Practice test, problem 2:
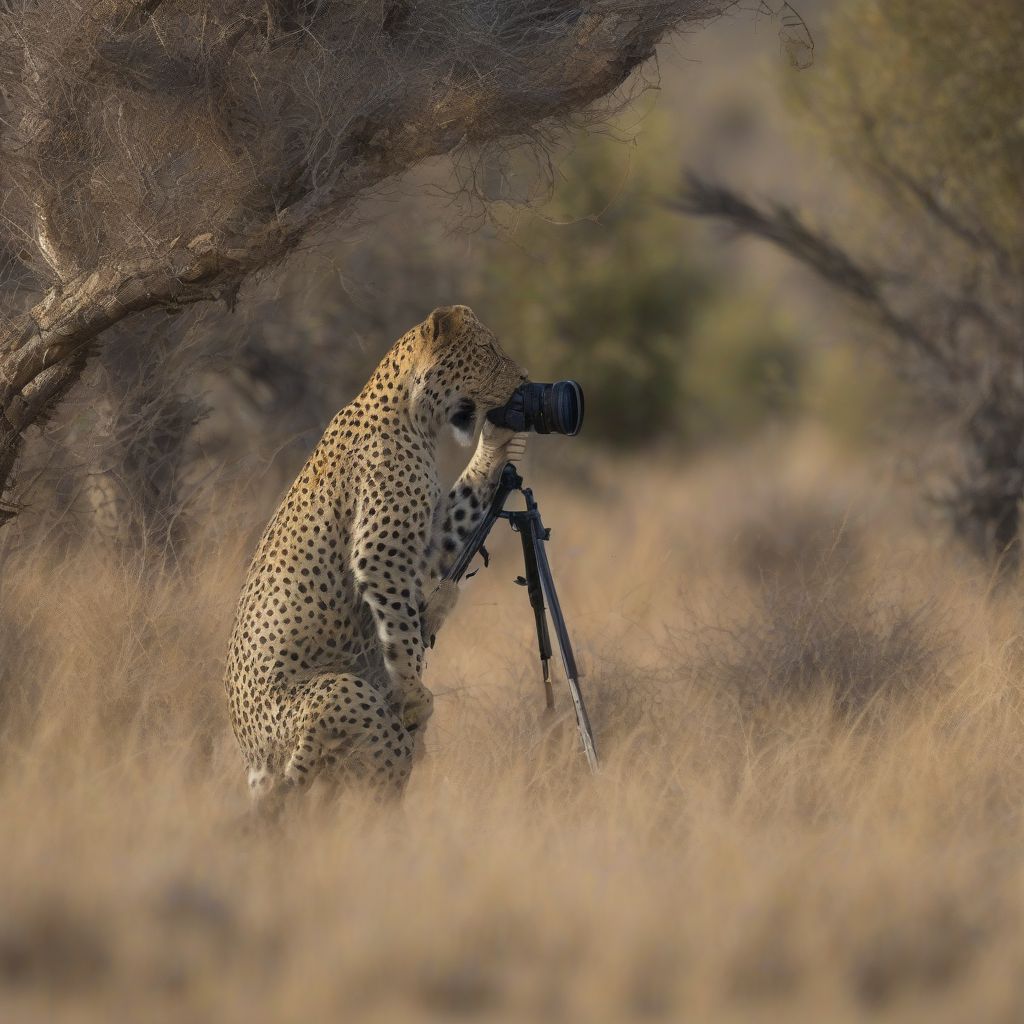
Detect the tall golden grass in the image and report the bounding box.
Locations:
[3,431,1024,1023]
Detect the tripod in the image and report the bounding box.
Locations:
[443,463,599,772]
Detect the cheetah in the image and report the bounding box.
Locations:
[225,305,527,807]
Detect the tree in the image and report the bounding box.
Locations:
[677,0,1024,569]
[0,0,733,528]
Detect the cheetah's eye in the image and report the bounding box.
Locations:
[449,398,476,432]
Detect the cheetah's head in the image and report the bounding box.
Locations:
[411,305,526,446]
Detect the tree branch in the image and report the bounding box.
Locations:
[675,171,948,371]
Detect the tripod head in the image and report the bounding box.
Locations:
[443,463,599,772]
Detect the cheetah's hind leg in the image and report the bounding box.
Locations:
[283,672,415,800]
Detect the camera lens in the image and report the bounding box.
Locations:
[486,380,584,436]
[544,380,584,436]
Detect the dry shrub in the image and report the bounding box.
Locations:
[666,478,951,721]
[731,488,862,585]
[697,574,949,720]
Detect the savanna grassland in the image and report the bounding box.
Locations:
[2,0,1021,1020]
[4,430,1024,1023]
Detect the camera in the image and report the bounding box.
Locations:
[486,380,584,436]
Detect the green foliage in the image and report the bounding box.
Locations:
[483,116,804,448]
[790,0,1024,261]
[684,298,802,444]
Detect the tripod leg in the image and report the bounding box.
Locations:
[527,519,600,773]
[541,661,554,711]
[515,520,555,711]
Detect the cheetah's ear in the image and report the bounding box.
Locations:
[428,306,456,345]
[424,305,471,354]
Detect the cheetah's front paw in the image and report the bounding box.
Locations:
[480,423,528,467]
[504,431,528,466]
[399,685,435,734]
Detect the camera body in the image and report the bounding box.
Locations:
[486,380,584,436]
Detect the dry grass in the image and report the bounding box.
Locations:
[3,430,1024,1023]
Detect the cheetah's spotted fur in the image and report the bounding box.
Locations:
[225,306,526,805]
